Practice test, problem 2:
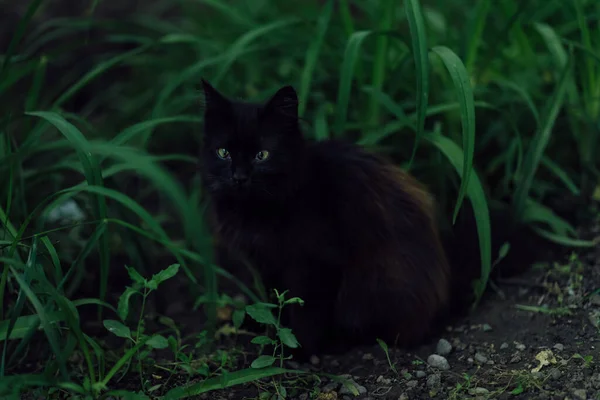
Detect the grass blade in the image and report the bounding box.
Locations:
[334,30,372,136]
[423,132,491,306]
[298,0,333,116]
[25,111,110,316]
[512,56,573,222]
[8,265,68,380]
[404,0,430,168]
[213,18,301,85]
[431,46,476,223]
[367,0,395,125]
[162,367,305,398]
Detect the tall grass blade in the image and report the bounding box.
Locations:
[25,111,110,316]
[464,0,491,73]
[431,46,476,223]
[404,0,430,169]
[163,367,305,398]
[213,19,301,85]
[512,56,573,222]
[424,132,491,306]
[367,0,395,126]
[298,0,333,117]
[0,0,44,81]
[8,265,68,380]
[334,31,372,136]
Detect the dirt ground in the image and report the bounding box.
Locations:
[9,215,600,400]
[192,218,600,400]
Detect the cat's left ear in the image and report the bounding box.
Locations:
[264,85,298,119]
[201,79,231,113]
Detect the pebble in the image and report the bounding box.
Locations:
[482,323,492,331]
[406,380,418,389]
[339,381,367,396]
[468,387,489,395]
[510,354,522,364]
[398,394,409,400]
[322,382,339,393]
[426,373,441,389]
[298,394,308,400]
[416,371,427,378]
[474,353,488,364]
[553,343,564,351]
[436,338,453,356]
[572,389,587,400]
[362,353,374,361]
[376,375,391,385]
[427,354,450,370]
[515,342,526,351]
[500,342,509,350]
[330,359,340,367]
[592,373,600,389]
[549,368,561,380]
[310,355,320,365]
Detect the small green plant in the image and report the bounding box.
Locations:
[572,353,594,368]
[246,289,304,370]
[376,338,398,376]
[103,263,180,393]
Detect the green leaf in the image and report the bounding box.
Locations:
[423,132,491,305]
[146,335,169,349]
[213,18,301,85]
[251,336,276,346]
[277,328,300,349]
[512,56,573,222]
[376,338,389,353]
[298,0,333,116]
[251,355,276,369]
[149,264,180,288]
[103,320,132,339]
[117,286,140,321]
[430,46,476,223]
[163,367,303,398]
[283,297,305,306]
[0,313,63,341]
[7,266,68,380]
[125,266,146,285]
[334,30,373,136]
[245,304,277,326]
[404,0,430,168]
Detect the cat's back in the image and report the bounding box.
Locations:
[305,139,434,214]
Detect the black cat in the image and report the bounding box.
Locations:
[197,80,547,360]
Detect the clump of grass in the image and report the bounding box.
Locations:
[1,0,600,397]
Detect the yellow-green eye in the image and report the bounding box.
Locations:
[255,150,270,161]
[216,148,230,159]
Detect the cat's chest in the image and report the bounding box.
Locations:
[214,212,284,255]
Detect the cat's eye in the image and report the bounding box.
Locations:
[216,148,230,159]
[255,150,270,161]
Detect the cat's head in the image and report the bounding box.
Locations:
[200,80,306,201]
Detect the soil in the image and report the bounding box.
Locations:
[158,219,600,400]
[9,216,600,400]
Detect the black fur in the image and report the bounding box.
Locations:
[198,80,547,360]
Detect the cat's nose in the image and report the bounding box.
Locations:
[232,171,249,185]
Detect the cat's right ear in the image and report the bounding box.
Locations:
[201,79,230,114]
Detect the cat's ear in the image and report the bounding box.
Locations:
[264,85,298,120]
[201,79,230,113]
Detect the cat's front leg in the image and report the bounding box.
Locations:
[278,265,337,361]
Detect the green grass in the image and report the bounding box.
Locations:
[1,0,600,398]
